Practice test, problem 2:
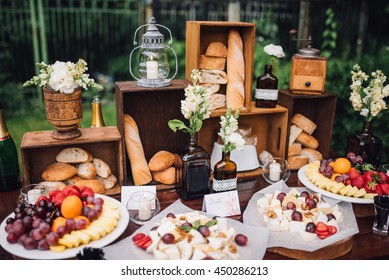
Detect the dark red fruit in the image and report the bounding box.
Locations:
[286,202,296,210]
[305,222,316,233]
[291,211,303,222]
[276,192,286,203]
[234,234,248,246]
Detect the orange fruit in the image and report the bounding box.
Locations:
[61,195,83,218]
[331,173,341,181]
[51,216,67,232]
[328,162,335,168]
[74,215,91,227]
[333,158,352,174]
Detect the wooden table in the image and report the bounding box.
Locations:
[1,172,389,260]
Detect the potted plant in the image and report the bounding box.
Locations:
[23,59,102,140]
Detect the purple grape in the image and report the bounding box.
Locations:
[198,226,211,237]
[327,159,334,164]
[181,222,193,228]
[56,225,68,238]
[319,165,326,174]
[94,197,104,206]
[6,233,18,244]
[75,218,88,230]
[327,213,336,221]
[276,192,286,203]
[86,196,95,205]
[87,210,99,221]
[36,206,46,218]
[65,219,76,232]
[355,156,363,164]
[37,238,49,251]
[6,217,15,225]
[306,222,316,233]
[12,223,25,237]
[320,159,328,166]
[32,218,43,229]
[161,233,175,244]
[291,211,303,222]
[30,228,45,241]
[15,213,24,220]
[38,199,48,208]
[286,202,296,210]
[334,175,344,183]
[46,232,59,246]
[18,233,28,245]
[5,224,13,234]
[23,237,37,250]
[82,206,92,217]
[347,152,356,163]
[305,198,317,209]
[341,173,350,180]
[166,213,176,219]
[39,222,51,234]
[93,204,103,215]
[234,234,248,246]
[22,216,33,230]
[300,191,310,200]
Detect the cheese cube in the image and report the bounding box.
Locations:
[154,250,168,260]
[157,220,176,236]
[165,245,181,260]
[280,219,290,231]
[187,229,205,245]
[207,237,224,250]
[315,211,328,224]
[191,248,207,260]
[317,202,331,215]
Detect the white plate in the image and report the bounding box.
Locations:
[0,195,129,259]
[298,165,374,204]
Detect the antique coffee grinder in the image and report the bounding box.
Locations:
[289,34,327,95]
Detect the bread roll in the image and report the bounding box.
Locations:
[200,69,228,84]
[288,155,309,170]
[210,93,226,110]
[226,29,245,110]
[74,179,105,194]
[289,125,303,146]
[296,132,319,149]
[76,162,97,179]
[148,150,176,172]
[38,181,66,191]
[291,114,317,135]
[96,174,117,190]
[124,114,152,186]
[288,143,302,157]
[152,167,176,185]
[199,55,226,71]
[205,42,228,58]
[300,148,323,163]
[91,158,112,178]
[63,175,82,186]
[56,147,92,163]
[201,83,220,94]
[42,163,78,182]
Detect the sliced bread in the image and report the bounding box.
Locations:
[96,174,117,189]
[301,148,323,163]
[289,125,303,146]
[91,158,112,178]
[77,162,97,179]
[288,155,309,170]
[291,113,317,135]
[56,147,93,163]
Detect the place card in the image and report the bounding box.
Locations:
[202,190,241,217]
[121,185,156,209]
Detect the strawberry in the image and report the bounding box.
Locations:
[62,187,81,198]
[380,183,389,195]
[49,190,61,200]
[378,172,389,184]
[132,233,146,242]
[134,235,149,246]
[35,195,50,206]
[140,239,152,250]
[328,226,337,235]
[376,184,383,196]
[80,187,95,200]
[315,222,328,233]
[351,175,364,189]
[348,167,360,180]
[135,236,152,249]
[318,234,329,239]
[363,181,379,193]
[52,192,67,206]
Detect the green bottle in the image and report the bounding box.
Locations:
[0,103,21,192]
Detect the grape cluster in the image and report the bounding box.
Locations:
[319,159,334,178]
[5,201,60,250]
[346,152,363,166]
[82,196,104,221]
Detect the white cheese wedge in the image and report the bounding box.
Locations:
[269,219,280,232]
[146,239,160,254]
[154,250,168,260]
[270,199,281,209]
[288,188,300,197]
[217,218,228,233]
[208,251,225,260]
[332,209,343,223]
[207,237,224,250]
[315,211,328,224]
[158,242,175,252]
[179,243,193,260]
[283,209,293,221]
[298,231,317,242]
[317,202,331,215]
[187,229,205,245]
[264,193,273,202]
[224,227,236,245]
[165,245,181,260]
[289,221,306,232]
[191,248,207,260]
[273,208,283,219]
[157,220,176,236]
[279,219,290,231]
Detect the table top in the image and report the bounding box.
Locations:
[1,172,389,260]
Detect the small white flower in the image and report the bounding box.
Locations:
[264,44,285,58]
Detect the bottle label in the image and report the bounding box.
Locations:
[255,89,278,101]
[213,178,237,192]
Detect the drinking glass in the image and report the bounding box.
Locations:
[19,184,49,205]
[372,195,389,236]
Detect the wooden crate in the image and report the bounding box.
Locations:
[278,89,337,159]
[186,21,256,112]
[20,127,124,196]
[115,80,190,184]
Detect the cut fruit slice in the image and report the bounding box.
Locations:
[345,186,359,197]
[339,185,352,196]
[363,193,378,199]
[49,245,66,253]
[331,182,345,194]
[352,188,367,198]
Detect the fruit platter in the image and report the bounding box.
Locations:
[243,181,359,252]
[102,200,269,260]
[0,185,129,259]
[299,152,389,204]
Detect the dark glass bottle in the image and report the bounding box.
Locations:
[91,95,105,127]
[0,103,21,192]
[255,64,278,108]
[346,121,383,167]
[213,151,237,192]
[177,133,210,200]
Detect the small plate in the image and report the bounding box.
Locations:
[298,165,374,204]
[0,195,129,259]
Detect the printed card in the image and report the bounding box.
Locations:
[202,190,241,217]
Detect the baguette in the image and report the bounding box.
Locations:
[56,147,92,163]
[124,114,152,186]
[226,29,245,110]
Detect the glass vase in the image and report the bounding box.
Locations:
[213,151,237,192]
[346,120,383,167]
[177,132,210,200]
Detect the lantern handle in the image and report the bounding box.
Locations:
[166,45,178,81]
[129,46,142,81]
[131,23,174,46]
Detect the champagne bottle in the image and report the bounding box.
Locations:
[91,95,105,127]
[0,103,21,192]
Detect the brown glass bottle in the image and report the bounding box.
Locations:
[213,151,237,192]
[255,64,278,108]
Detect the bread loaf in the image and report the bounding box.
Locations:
[56,147,92,163]
[91,158,112,178]
[199,55,226,71]
[296,132,319,149]
[76,162,97,179]
[210,93,226,110]
[288,143,302,157]
[205,42,228,58]
[74,179,105,194]
[38,181,66,191]
[201,83,220,94]
[42,163,78,182]
[96,174,117,190]
[148,150,176,172]
[289,125,303,146]
[291,114,317,135]
[226,29,245,110]
[152,167,176,185]
[63,175,82,186]
[200,70,228,84]
[288,155,309,170]
[124,114,152,186]
[300,148,323,163]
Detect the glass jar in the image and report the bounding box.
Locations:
[255,64,278,108]
[213,151,237,192]
[346,120,383,167]
[177,133,210,200]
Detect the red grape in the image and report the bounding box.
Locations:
[18,233,28,245]
[87,210,99,221]
[354,156,363,164]
[286,202,296,210]
[334,175,344,183]
[198,226,211,237]
[6,217,15,225]
[166,213,176,219]
[235,234,248,246]
[12,223,25,237]
[181,222,193,228]
[94,197,104,206]
[291,211,303,221]
[37,238,49,251]
[46,232,59,246]
[93,204,103,215]
[22,216,33,230]
[76,218,87,230]
[32,218,43,229]
[276,192,286,203]
[30,228,45,241]
[300,191,310,200]
[327,213,336,221]
[5,224,13,234]
[161,233,175,244]
[306,222,316,233]
[65,219,76,232]
[23,237,37,250]
[86,196,95,205]
[6,233,18,244]
[56,225,68,238]
[82,206,92,216]
[305,198,317,209]
[39,222,51,234]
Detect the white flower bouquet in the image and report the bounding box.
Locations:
[23,59,102,94]
[349,64,389,121]
[264,44,285,65]
[218,108,245,153]
[168,69,212,135]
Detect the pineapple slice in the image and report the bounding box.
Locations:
[353,188,367,198]
[345,186,359,197]
[72,230,91,244]
[339,185,352,196]
[49,245,66,253]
